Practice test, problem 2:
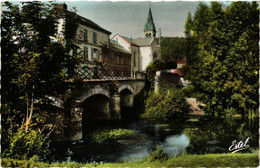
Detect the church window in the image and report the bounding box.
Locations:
[153,52,158,60]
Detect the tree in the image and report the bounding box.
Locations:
[2,1,78,159]
[161,37,187,62]
[184,2,259,118]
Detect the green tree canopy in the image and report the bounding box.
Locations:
[161,37,187,62]
[2,1,78,133]
[185,2,259,118]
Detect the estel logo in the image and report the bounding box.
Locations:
[228,137,250,153]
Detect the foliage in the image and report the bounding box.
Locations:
[2,1,78,131]
[1,1,79,160]
[161,37,187,62]
[87,129,137,143]
[146,146,169,162]
[184,2,259,118]
[141,88,190,119]
[146,60,177,89]
[2,128,50,161]
[2,152,258,167]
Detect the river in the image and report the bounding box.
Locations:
[52,116,258,163]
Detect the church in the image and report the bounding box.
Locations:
[111,7,160,74]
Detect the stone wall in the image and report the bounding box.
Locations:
[48,79,146,141]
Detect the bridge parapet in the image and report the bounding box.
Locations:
[66,66,145,81]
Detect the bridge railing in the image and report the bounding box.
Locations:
[74,66,132,80]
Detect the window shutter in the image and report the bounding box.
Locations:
[84,29,88,41]
[91,48,93,60]
[97,49,99,61]
[93,32,97,44]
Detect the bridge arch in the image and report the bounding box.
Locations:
[77,87,110,103]
[118,84,133,94]
[119,85,134,119]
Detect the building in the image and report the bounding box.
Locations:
[172,55,189,86]
[111,7,160,74]
[54,3,131,79]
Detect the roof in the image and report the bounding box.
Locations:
[54,3,111,35]
[132,37,155,46]
[75,14,111,35]
[110,40,131,54]
[177,55,186,65]
[172,68,184,77]
[144,7,156,32]
[122,36,156,47]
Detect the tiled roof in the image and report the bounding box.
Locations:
[110,40,131,54]
[122,36,155,46]
[75,14,111,35]
[132,37,155,46]
[54,3,111,35]
[177,55,186,64]
[172,68,184,77]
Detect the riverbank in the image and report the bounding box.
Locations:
[2,152,258,167]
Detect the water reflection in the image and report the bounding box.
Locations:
[162,134,190,156]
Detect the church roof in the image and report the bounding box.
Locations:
[122,36,156,47]
[144,7,156,32]
[132,37,155,46]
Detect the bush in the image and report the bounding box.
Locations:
[2,128,50,161]
[146,146,169,162]
[88,129,137,143]
[141,88,190,119]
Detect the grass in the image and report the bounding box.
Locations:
[2,152,259,168]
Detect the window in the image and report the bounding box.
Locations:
[84,29,88,41]
[134,52,136,67]
[116,55,120,64]
[153,52,157,60]
[92,48,99,61]
[83,46,88,60]
[120,56,123,64]
[93,32,97,44]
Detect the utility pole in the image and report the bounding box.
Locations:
[159,28,161,59]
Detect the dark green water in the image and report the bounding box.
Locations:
[54,116,258,162]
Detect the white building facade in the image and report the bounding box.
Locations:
[111,7,160,73]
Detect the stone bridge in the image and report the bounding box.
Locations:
[47,78,146,141]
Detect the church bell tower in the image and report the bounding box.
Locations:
[144,7,156,38]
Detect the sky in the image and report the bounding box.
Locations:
[4,1,231,38]
[58,1,205,38]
